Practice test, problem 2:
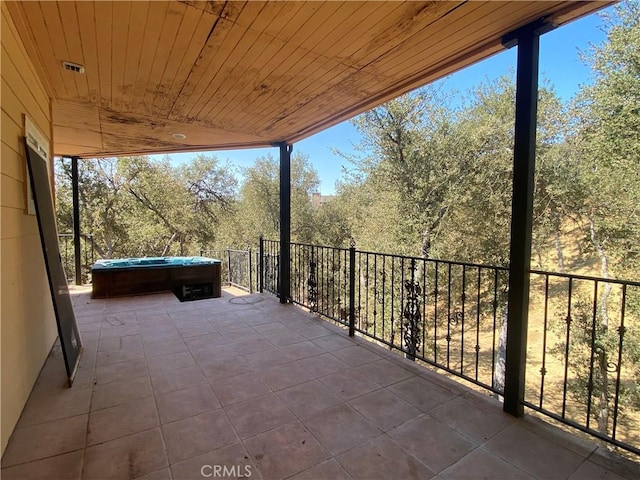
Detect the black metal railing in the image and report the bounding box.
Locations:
[261,239,280,295]
[286,240,510,394]
[257,238,639,456]
[290,242,351,326]
[199,248,258,293]
[525,270,640,455]
[57,233,95,284]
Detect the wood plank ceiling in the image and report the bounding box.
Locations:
[6,1,612,158]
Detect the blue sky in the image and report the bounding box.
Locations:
[156,5,613,194]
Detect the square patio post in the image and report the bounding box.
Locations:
[276,142,292,303]
[502,19,554,416]
[71,156,82,285]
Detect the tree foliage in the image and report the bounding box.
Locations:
[548,1,640,443]
[215,152,323,248]
[56,154,236,258]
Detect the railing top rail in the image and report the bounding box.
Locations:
[355,248,510,271]
[285,241,639,285]
[200,249,252,254]
[264,239,351,252]
[58,233,93,238]
[270,239,509,271]
[530,268,640,287]
[290,241,350,252]
[226,242,639,286]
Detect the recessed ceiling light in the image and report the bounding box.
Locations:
[172,133,187,140]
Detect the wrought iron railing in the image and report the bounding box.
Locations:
[261,239,280,296]
[199,248,258,293]
[57,233,95,284]
[288,240,509,394]
[259,238,639,456]
[525,270,640,455]
[290,242,351,327]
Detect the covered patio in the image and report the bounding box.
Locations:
[3,0,639,477]
[2,287,638,479]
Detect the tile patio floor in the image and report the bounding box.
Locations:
[2,287,639,480]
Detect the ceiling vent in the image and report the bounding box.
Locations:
[62,61,85,74]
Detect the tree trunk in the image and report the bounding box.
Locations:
[493,303,508,400]
[589,217,612,439]
[421,227,431,259]
[597,348,610,437]
[553,211,565,272]
[534,244,544,269]
[82,233,105,258]
[162,233,178,257]
[102,211,113,259]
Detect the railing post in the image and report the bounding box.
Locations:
[248,247,253,294]
[259,236,264,293]
[501,19,552,417]
[349,238,356,337]
[227,248,232,285]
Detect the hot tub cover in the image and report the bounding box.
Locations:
[92,256,220,270]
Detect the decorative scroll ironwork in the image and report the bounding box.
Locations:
[307,253,318,312]
[403,259,422,360]
[449,310,463,326]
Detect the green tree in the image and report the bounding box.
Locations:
[223,152,321,246]
[572,1,640,279]
[340,76,569,266]
[55,154,237,259]
[121,155,236,255]
[56,158,131,258]
[555,1,640,441]
[340,87,468,257]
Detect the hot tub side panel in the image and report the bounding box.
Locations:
[91,262,221,299]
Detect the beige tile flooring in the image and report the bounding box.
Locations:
[2,287,639,480]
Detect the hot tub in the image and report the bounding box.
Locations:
[91,256,222,299]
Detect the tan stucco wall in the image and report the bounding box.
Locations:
[1,3,58,455]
